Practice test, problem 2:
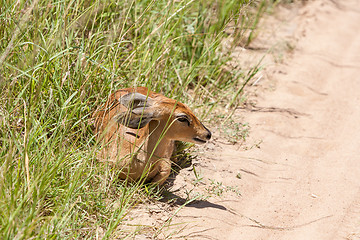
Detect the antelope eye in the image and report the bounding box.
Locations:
[177,116,190,126]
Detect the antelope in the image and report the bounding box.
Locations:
[93,87,211,185]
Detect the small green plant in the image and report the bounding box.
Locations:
[214,114,250,144]
[192,165,204,185]
[222,121,250,144]
[206,179,242,197]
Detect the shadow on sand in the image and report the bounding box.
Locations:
[159,147,227,211]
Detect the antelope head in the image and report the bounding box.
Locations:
[116,92,211,144]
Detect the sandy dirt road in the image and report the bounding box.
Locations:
[163,1,360,239]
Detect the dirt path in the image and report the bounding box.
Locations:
[163,1,360,239]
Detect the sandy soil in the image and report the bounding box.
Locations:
[123,1,360,239]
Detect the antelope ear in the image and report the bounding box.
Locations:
[119,92,153,111]
[116,92,156,129]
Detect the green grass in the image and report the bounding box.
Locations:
[0,0,274,238]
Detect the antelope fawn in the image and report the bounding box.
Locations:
[93,87,211,185]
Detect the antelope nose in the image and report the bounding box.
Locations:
[206,131,212,140]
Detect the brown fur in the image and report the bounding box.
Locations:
[93,87,211,185]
